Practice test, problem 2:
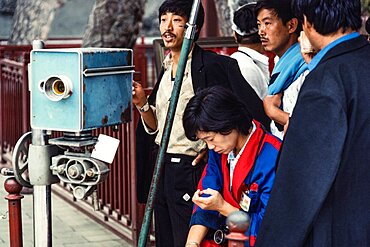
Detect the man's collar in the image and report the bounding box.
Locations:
[308,32,360,71]
[162,47,194,70]
[238,46,269,65]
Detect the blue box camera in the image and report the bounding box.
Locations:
[30,48,133,131]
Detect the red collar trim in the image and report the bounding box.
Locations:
[221,121,265,207]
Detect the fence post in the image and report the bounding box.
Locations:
[226,211,250,247]
[21,52,30,134]
[4,176,24,247]
[0,54,4,156]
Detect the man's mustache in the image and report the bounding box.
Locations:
[161,31,176,37]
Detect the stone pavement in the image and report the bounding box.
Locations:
[0,175,133,247]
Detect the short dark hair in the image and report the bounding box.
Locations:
[292,0,362,35]
[365,17,370,35]
[233,2,261,44]
[183,86,252,141]
[158,0,205,41]
[255,0,302,35]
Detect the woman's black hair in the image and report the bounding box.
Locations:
[183,86,252,141]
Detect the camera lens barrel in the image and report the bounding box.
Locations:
[42,75,73,101]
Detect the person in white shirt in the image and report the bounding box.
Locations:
[256,0,309,139]
[230,2,270,100]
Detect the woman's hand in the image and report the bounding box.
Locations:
[193,188,238,216]
[193,188,224,211]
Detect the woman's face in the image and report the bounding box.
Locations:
[196,130,239,154]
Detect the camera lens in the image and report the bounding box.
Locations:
[43,75,72,101]
[52,79,65,95]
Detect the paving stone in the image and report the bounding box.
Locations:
[83,232,122,242]
[0,175,133,246]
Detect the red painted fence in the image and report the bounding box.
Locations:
[0,37,248,245]
[0,41,152,245]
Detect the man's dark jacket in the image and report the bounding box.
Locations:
[256,36,370,246]
[136,44,270,203]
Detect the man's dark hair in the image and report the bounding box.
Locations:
[255,0,302,35]
[292,0,362,35]
[183,86,252,141]
[233,2,261,44]
[158,0,205,41]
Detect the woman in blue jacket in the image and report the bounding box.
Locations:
[183,86,281,247]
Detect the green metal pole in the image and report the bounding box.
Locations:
[137,1,201,246]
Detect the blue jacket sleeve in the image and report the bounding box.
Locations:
[190,150,224,230]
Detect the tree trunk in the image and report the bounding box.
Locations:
[0,0,16,14]
[8,0,68,45]
[82,0,146,48]
[213,0,232,36]
[213,0,268,36]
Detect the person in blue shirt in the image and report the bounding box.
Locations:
[256,1,370,246]
[256,0,308,139]
[182,86,281,247]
